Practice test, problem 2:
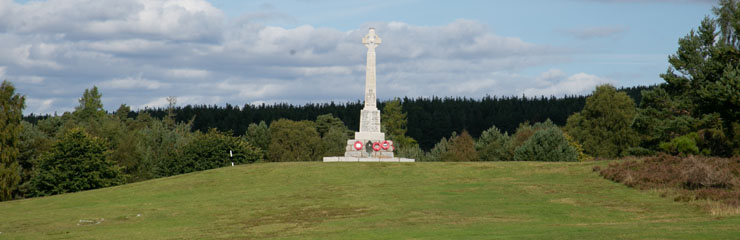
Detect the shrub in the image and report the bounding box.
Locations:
[599,154,740,206]
[176,129,262,174]
[396,144,426,161]
[513,127,578,162]
[624,147,655,157]
[681,157,735,189]
[659,133,702,156]
[563,132,592,161]
[426,135,451,162]
[505,120,558,159]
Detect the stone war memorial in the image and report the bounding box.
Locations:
[323,28,414,163]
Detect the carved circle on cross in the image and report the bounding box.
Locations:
[363,28,381,49]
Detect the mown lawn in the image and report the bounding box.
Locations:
[1,161,739,239]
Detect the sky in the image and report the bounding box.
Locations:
[0,0,716,114]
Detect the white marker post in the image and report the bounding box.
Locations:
[230,150,234,166]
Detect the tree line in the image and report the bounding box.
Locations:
[24,86,649,151]
[3,0,740,202]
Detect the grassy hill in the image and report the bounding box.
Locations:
[1,161,739,239]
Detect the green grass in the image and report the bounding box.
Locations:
[1,161,739,239]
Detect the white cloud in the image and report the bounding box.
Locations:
[26,98,55,114]
[560,26,628,40]
[0,0,589,114]
[167,68,210,78]
[522,72,613,97]
[100,76,168,90]
[15,75,45,84]
[138,95,223,109]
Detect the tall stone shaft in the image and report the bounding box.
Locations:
[364,36,378,110]
[356,28,384,140]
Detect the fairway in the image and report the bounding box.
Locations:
[1,161,739,239]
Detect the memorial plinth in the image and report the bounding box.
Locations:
[323,28,414,163]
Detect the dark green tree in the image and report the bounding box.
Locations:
[426,133,453,162]
[315,114,346,137]
[381,98,417,152]
[321,126,350,157]
[475,125,510,161]
[73,86,105,122]
[565,84,639,158]
[0,80,25,200]
[635,1,740,156]
[31,128,123,196]
[245,121,270,153]
[17,121,52,197]
[315,114,351,156]
[267,119,322,162]
[136,113,194,177]
[114,104,131,122]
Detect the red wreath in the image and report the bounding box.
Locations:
[381,140,390,150]
[354,141,363,150]
[372,142,382,151]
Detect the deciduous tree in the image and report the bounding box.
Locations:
[565,84,639,158]
[0,80,25,200]
[31,128,123,196]
[268,119,322,162]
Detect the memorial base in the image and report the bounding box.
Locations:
[321,139,415,162]
[323,157,415,162]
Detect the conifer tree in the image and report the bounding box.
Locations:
[381,98,417,152]
[634,0,740,156]
[73,86,105,121]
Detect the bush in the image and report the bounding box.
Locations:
[624,147,656,157]
[443,130,478,162]
[425,135,451,162]
[659,133,702,156]
[681,157,735,190]
[564,132,592,161]
[31,128,123,196]
[396,144,425,161]
[175,129,262,174]
[513,127,578,162]
[599,154,740,206]
[268,119,322,162]
[475,125,510,161]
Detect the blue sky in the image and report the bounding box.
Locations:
[0,0,716,114]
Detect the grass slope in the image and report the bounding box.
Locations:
[1,161,739,239]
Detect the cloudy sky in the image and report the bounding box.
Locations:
[0,0,715,114]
